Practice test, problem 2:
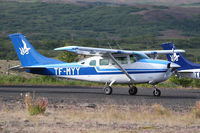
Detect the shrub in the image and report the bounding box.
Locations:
[169,76,193,87]
[152,104,171,116]
[192,79,200,88]
[25,93,48,115]
[25,93,32,112]
[195,101,200,118]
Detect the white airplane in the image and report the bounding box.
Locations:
[162,42,200,79]
[9,33,185,96]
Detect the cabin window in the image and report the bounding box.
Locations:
[115,56,128,64]
[89,60,96,66]
[130,55,137,63]
[100,59,109,66]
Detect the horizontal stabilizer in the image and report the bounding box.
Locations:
[9,65,46,72]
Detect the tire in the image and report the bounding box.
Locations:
[128,86,137,95]
[104,86,112,95]
[153,89,161,97]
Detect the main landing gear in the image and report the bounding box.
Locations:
[153,85,161,97]
[103,82,139,95]
[128,85,138,95]
[103,82,161,96]
[103,81,115,95]
[103,86,112,95]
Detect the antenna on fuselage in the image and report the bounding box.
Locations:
[153,53,158,60]
[116,43,122,50]
[108,42,113,49]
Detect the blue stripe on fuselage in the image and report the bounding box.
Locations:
[28,67,167,76]
[27,60,169,76]
[96,66,166,72]
[138,59,170,65]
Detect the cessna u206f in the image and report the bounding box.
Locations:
[9,33,184,96]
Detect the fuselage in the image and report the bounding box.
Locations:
[27,55,173,84]
[178,69,200,79]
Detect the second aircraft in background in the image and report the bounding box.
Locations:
[162,42,200,79]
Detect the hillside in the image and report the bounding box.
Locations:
[2,0,200,6]
[0,1,200,62]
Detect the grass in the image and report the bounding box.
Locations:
[0,101,200,132]
[1,74,200,89]
[0,75,104,87]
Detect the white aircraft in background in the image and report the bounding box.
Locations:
[9,33,184,96]
[162,42,200,79]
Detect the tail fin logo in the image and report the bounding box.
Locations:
[19,40,31,55]
[170,53,179,62]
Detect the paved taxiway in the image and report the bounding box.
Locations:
[0,85,200,110]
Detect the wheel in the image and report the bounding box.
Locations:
[104,86,112,95]
[153,89,161,97]
[128,86,137,95]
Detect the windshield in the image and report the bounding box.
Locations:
[130,53,149,63]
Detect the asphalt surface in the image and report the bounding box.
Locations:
[0,85,200,111]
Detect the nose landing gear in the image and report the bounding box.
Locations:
[103,81,115,95]
[153,85,161,97]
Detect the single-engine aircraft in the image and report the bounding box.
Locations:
[162,42,200,79]
[9,33,185,96]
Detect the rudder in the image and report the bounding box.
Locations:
[9,33,64,67]
[161,42,200,70]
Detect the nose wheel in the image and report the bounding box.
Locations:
[153,86,161,97]
[128,85,138,95]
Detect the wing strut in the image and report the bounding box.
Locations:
[108,53,134,83]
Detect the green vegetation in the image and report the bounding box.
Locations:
[0,75,104,86]
[168,76,200,88]
[1,1,200,62]
[57,43,78,62]
[1,74,200,88]
[180,2,200,7]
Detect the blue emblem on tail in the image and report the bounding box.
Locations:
[9,33,65,67]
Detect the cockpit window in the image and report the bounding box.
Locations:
[81,61,85,64]
[89,60,96,66]
[130,53,149,63]
[115,56,128,64]
[100,59,109,66]
[78,59,86,65]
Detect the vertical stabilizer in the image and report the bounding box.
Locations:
[161,42,200,70]
[9,33,64,67]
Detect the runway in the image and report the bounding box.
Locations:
[0,85,200,110]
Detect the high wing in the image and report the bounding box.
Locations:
[54,46,185,55]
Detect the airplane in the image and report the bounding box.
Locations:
[9,33,185,96]
[162,42,200,79]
